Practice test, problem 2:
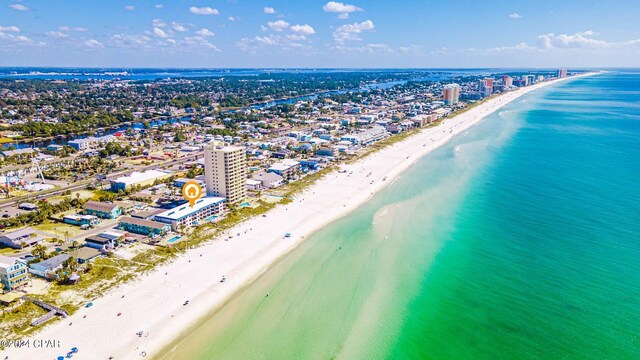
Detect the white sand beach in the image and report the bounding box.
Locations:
[3,74,592,360]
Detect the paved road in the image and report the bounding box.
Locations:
[0,152,202,210]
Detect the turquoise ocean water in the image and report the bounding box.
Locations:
[160,72,640,360]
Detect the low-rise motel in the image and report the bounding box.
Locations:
[118,216,171,237]
[83,201,122,219]
[154,197,226,230]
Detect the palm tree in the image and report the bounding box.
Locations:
[31,244,47,259]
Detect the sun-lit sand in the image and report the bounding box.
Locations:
[3,74,592,360]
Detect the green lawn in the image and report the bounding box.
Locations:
[34,221,84,238]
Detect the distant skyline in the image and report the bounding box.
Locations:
[1,0,639,68]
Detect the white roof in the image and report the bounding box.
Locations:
[112,169,172,186]
[0,255,18,268]
[154,196,225,221]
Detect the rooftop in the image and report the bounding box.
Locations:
[84,200,119,213]
[154,197,226,221]
[30,254,70,270]
[111,169,173,186]
[0,227,38,241]
[119,216,171,230]
[0,255,21,268]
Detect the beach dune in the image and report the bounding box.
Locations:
[3,74,590,360]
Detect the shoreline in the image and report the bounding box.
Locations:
[3,73,595,360]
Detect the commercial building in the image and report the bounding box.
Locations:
[204,145,247,204]
[110,169,173,192]
[174,178,205,189]
[119,216,171,237]
[83,201,122,219]
[0,227,44,249]
[68,135,117,151]
[268,159,302,180]
[0,255,29,291]
[410,114,436,127]
[557,69,567,78]
[340,126,388,146]
[252,172,284,189]
[442,84,461,105]
[154,197,226,230]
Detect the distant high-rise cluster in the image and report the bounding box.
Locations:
[442,84,461,105]
[557,69,568,78]
[502,75,513,87]
[478,78,494,97]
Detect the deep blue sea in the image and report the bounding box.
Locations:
[158,71,640,360]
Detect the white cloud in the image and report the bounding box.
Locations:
[59,26,88,32]
[536,30,609,49]
[109,34,152,48]
[155,4,164,9]
[322,1,363,19]
[152,19,166,28]
[509,13,522,19]
[237,33,312,53]
[153,27,170,38]
[196,28,214,37]
[228,16,238,22]
[264,7,276,14]
[267,20,290,32]
[333,20,374,43]
[290,24,316,35]
[85,39,104,48]
[189,6,219,15]
[334,43,393,53]
[125,5,135,11]
[172,22,187,32]
[9,3,29,11]
[183,36,219,50]
[45,31,69,39]
[0,26,20,33]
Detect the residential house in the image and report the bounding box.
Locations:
[0,255,29,291]
[29,254,70,279]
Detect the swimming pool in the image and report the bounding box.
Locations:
[239,202,251,208]
[167,236,181,244]
[205,215,218,222]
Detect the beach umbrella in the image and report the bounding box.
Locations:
[58,357,64,360]
[71,347,78,352]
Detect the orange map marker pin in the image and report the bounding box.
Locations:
[182,180,202,207]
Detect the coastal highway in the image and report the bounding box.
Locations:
[0,151,203,210]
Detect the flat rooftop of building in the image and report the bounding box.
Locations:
[119,216,170,229]
[111,169,173,186]
[154,196,225,221]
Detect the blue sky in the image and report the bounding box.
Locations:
[1,0,639,68]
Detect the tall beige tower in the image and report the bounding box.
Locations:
[204,145,247,204]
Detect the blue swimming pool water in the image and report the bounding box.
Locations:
[167,236,181,244]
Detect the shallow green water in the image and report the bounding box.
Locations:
[161,72,640,359]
